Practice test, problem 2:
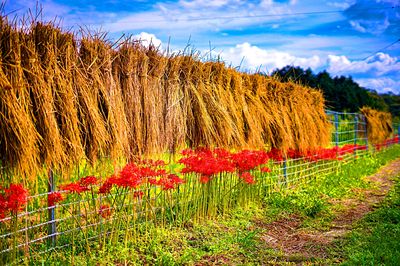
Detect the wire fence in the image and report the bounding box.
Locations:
[0,110,399,264]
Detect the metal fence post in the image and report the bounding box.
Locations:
[354,115,358,155]
[48,168,56,247]
[363,115,368,151]
[283,158,287,185]
[398,125,400,144]
[334,113,339,153]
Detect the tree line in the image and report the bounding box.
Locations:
[271,66,400,121]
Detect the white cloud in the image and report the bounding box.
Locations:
[356,77,400,94]
[327,1,355,9]
[216,42,399,94]
[327,53,400,76]
[349,20,367,33]
[219,42,324,72]
[178,0,233,8]
[349,18,391,35]
[133,32,162,48]
[260,0,274,7]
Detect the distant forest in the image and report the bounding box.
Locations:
[271,66,400,122]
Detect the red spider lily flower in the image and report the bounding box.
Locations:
[261,167,271,173]
[181,148,195,156]
[179,147,235,176]
[157,177,175,190]
[147,177,158,185]
[213,148,231,158]
[267,148,283,162]
[240,172,256,185]
[79,176,98,186]
[231,150,269,172]
[48,192,64,207]
[139,167,166,177]
[5,184,29,214]
[133,191,144,198]
[199,175,211,184]
[99,204,112,218]
[287,149,304,159]
[167,174,185,185]
[156,174,185,190]
[60,182,89,194]
[138,167,158,177]
[117,163,143,188]
[98,175,118,194]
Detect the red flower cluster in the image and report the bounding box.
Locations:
[0,184,29,218]
[179,148,272,184]
[282,144,368,162]
[79,176,98,186]
[48,192,64,207]
[60,182,89,194]
[240,172,256,184]
[98,161,185,194]
[60,175,101,195]
[98,175,117,194]
[179,148,236,177]
[156,174,185,190]
[267,148,284,162]
[375,136,399,151]
[231,150,269,172]
[200,175,211,184]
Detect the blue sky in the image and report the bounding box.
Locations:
[3,0,400,94]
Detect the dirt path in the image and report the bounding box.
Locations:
[260,158,400,261]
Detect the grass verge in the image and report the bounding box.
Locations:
[333,176,400,265]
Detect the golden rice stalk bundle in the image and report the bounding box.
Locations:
[221,68,246,147]
[74,37,112,163]
[260,79,294,150]
[23,22,73,170]
[46,27,84,166]
[207,62,238,147]
[0,18,39,181]
[79,37,129,161]
[143,45,168,155]
[197,62,235,148]
[117,42,144,156]
[186,58,216,147]
[240,73,271,148]
[162,55,187,154]
[360,107,393,144]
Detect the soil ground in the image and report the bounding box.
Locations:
[259,158,400,262]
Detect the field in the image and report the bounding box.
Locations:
[1,15,400,265]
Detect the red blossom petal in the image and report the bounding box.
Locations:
[48,192,64,206]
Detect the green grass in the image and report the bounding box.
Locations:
[264,145,400,229]
[333,177,400,265]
